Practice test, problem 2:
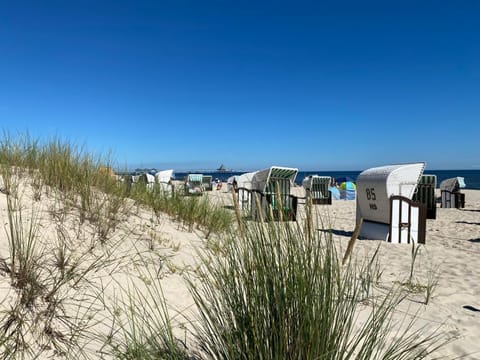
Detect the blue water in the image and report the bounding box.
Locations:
[174,169,480,190]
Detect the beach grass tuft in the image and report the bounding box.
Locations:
[189,215,446,359]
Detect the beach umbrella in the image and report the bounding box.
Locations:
[339,181,356,190]
[335,176,356,184]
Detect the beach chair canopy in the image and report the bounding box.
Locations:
[356,162,425,225]
[251,166,298,193]
[186,174,203,183]
[155,169,173,183]
[136,173,155,184]
[236,171,256,190]
[302,175,331,190]
[227,175,238,185]
[440,177,466,192]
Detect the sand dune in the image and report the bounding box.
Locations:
[1,178,479,359]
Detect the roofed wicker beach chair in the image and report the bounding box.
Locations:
[356,162,427,244]
[184,173,204,195]
[136,172,156,190]
[202,175,213,191]
[440,177,466,208]
[412,174,437,219]
[302,175,332,205]
[155,169,174,192]
[234,171,256,212]
[226,175,239,193]
[250,166,298,221]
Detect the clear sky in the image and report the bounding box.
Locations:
[1,1,479,171]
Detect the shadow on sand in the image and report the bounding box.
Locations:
[456,221,480,226]
[461,209,480,213]
[319,229,353,238]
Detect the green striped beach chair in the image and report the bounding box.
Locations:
[413,174,437,219]
[184,174,204,195]
[302,175,332,205]
[251,166,298,221]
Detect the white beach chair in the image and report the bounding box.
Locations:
[134,172,156,190]
[356,162,427,244]
[235,172,256,212]
[155,169,174,192]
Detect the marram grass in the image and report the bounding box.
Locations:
[189,218,447,360]
[0,133,449,359]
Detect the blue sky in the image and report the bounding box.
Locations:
[1,1,479,171]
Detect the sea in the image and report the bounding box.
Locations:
[173,169,480,190]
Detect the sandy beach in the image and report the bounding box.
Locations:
[0,178,479,359]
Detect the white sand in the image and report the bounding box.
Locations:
[1,179,479,359]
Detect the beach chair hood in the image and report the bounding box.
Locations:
[236,172,256,190]
[187,174,203,182]
[302,175,331,190]
[155,169,173,183]
[356,162,425,225]
[440,177,466,192]
[251,166,298,193]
